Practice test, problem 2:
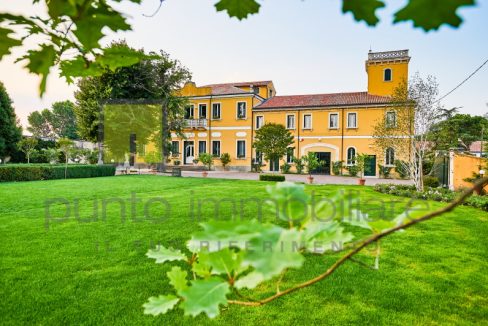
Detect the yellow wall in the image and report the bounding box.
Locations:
[450,153,488,191]
[367,61,409,96]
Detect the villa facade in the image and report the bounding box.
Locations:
[166,49,412,176]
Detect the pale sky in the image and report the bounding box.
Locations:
[1,0,487,129]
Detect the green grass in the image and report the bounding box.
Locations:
[0,175,487,325]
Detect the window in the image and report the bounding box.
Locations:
[329,113,339,129]
[184,105,194,119]
[237,140,246,158]
[386,111,397,128]
[237,102,247,119]
[385,147,395,166]
[255,151,263,164]
[171,141,179,156]
[347,113,357,128]
[347,147,356,165]
[384,68,392,82]
[286,147,294,164]
[212,103,221,119]
[303,114,312,129]
[198,104,207,119]
[286,115,295,129]
[256,116,264,129]
[212,141,221,157]
[269,89,274,98]
[253,86,259,94]
[198,141,206,154]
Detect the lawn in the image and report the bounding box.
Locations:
[0,175,487,325]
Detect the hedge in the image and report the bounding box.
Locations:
[259,174,285,182]
[374,183,488,211]
[0,164,116,182]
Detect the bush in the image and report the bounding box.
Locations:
[280,163,291,174]
[0,164,116,182]
[345,165,358,177]
[423,176,440,188]
[394,160,409,179]
[220,153,231,170]
[259,174,285,182]
[332,161,343,175]
[379,165,392,179]
[374,183,488,211]
[293,157,304,174]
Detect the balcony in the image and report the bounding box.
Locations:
[185,119,208,129]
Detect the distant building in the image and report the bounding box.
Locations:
[469,141,487,157]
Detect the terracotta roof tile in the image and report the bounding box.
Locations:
[254,92,390,109]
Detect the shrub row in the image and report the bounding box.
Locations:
[374,183,488,211]
[0,164,116,182]
[259,174,285,182]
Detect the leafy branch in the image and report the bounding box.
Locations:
[143,177,488,318]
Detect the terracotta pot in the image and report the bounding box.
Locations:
[202,171,208,178]
[307,176,314,184]
[358,178,366,186]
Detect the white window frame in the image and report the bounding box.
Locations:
[346,146,356,166]
[256,115,264,129]
[303,114,312,130]
[286,147,294,164]
[385,147,395,166]
[328,112,339,129]
[347,112,358,129]
[171,140,180,156]
[286,114,296,130]
[386,111,397,128]
[212,102,221,120]
[236,101,247,119]
[198,140,207,155]
[185,104,194,119]
[212,140,221,157]
[236,140,246,158]
[384,68,393,82]
[198,103,207,119]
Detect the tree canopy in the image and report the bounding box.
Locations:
[0,81,22,159]
[253,123,294,162]
[27,101,78,139]
[0,0,477,96]
[429,113,488,150]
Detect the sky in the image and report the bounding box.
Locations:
[1,0,487,129]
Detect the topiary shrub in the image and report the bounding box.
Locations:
[332,161,343,175]
[345,165,358,177]
[259,174,285,182]
[379,165,392,179]
[423,176,440,188]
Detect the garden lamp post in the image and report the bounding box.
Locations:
[480,169,485,178]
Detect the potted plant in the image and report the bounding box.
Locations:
[302,152,322,184]
[198,153,213,177]
[220,153,231,171]
[193,158,199,165]
[355,153,368,185]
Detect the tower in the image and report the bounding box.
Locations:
[366,49,410,96]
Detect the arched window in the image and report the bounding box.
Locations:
[385,147,395,166]
[347,147,356,165]
[384,68,392,81]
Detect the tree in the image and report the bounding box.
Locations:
[436,107,460,120]
[27,109,53,138]
[198,153,213,171]
[0,1,477,97]
[220,153,231,171]
[0,82,22,160]
[253,123,294,164]
[302,152,322,177]
[57,138,74,178]
[373,74,442,192]
[27,101,78,139]
[74,42,191,169]
[17,137,38,164]
[429,114,488,151]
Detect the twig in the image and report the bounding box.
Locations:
[228,177,488,307]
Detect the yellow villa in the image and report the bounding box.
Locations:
[166,49,411,176]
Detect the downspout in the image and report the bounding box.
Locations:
[341,107,345,174]
[297,109,300,157]
[251,95,255,171]
[208,95,213,160]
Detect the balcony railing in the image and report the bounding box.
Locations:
[185,119,208,129]
[368,50,409,61]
